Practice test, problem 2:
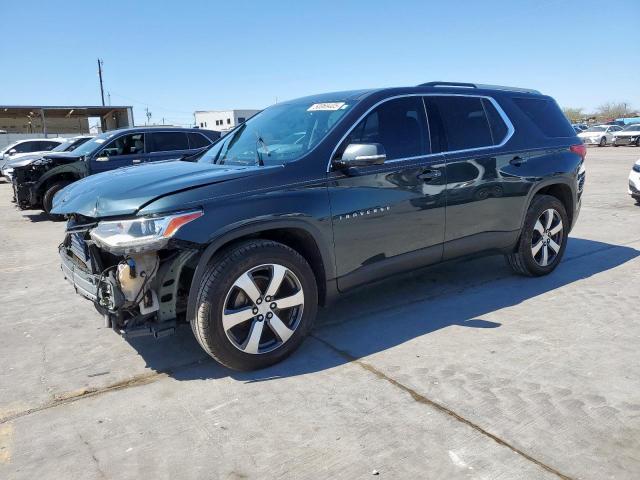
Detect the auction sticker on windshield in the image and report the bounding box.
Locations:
[307,102,345,111]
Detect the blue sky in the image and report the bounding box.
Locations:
[1,0,638,126]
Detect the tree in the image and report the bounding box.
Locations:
[596,102,631,120]
[562,107,584,123]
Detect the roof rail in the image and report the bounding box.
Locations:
[418,81,541,95]
[419,81,477,88]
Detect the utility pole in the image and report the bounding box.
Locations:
[97,58,105,106]
[107,92,111,106]
[145,107,152,125]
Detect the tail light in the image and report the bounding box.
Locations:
[570,144,587,159]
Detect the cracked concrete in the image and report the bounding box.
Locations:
[1,147,639,479]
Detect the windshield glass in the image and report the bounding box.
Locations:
[623,124,640,131]
[584,126,606,132]
[70,131,118,156]
[198,100,352,166]
[51,140,74,152]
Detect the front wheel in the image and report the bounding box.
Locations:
[191,239,318,370]
[506,194,569,276]
[42,181,71,219]
[599,137,607,147]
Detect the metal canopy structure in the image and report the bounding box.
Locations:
[0,105,134,135]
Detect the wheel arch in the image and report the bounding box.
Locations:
[36,169,81,196]
[186,220,336,322]
[521,179,576,232]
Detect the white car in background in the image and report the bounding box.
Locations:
[612,124,640,147]
[0,135,93,180]
[629,159,640,203]
[578,125,623,146]
[0,138,66,171]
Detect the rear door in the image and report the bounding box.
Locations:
[424,95,527,259]
[90,132,146,174]
[329,95,446,291]
[146,131,191,162]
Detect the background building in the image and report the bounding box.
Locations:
[0,105,134,148]
[194,109,260,133]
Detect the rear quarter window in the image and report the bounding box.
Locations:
[513,97,575,138]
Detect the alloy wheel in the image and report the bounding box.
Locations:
[222,264,304,354]
[531,209,563,267]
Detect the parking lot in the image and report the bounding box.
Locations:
[0,147,638,479]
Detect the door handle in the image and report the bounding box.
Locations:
[417,170,442,181]
[132,159,141,164]
[510,156,527,166]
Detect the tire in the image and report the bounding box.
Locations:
[506,194,569,277]
[636,139,640,147]
[191,239,318,370]
[42,180,71,218]
[598,136,607,147]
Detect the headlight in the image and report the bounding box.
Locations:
[90,210,203,254]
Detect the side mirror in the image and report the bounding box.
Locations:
[95,154,109,162]
[337,143,386,168]
[8,149,17,155]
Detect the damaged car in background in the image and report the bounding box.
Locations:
[1,135,93,181]
[11,126,219,216]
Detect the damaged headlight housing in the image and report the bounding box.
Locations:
[90,210,203,254]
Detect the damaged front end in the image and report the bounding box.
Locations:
[13,155,84,208]
[59,211,202,338]
[12,161,50,207]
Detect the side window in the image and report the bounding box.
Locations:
[512,97,575,138]
[340,96,429,161]
[482,99,509,145]
[426,96,494,151]
[13,142,35,153]
[148,132,189,152]
[188,132,211,149]
[101,133,145,157]
[36,141,60,151]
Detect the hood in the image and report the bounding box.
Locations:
[578,131,605,137]
[51,160,273,218]
[614,130,640,137]
[5,153,44,168]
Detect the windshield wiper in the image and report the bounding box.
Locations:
[255,133,269,166]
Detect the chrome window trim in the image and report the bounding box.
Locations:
[327,93,515,172]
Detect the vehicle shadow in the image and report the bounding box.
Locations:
[125,237,639,381]
[21,211,54,223]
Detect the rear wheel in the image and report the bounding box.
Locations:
[599,136,607,147]
[191,239,318,370]
[42,181,71,219]
[506,194,569,276]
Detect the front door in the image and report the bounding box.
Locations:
[328,96,446,291]
[90,132,146,174]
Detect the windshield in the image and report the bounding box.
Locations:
[623,124,640,131]
[198,100,352,166]
[584,126,606,132]
[70,131,118,156]
[51,140,74,152]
